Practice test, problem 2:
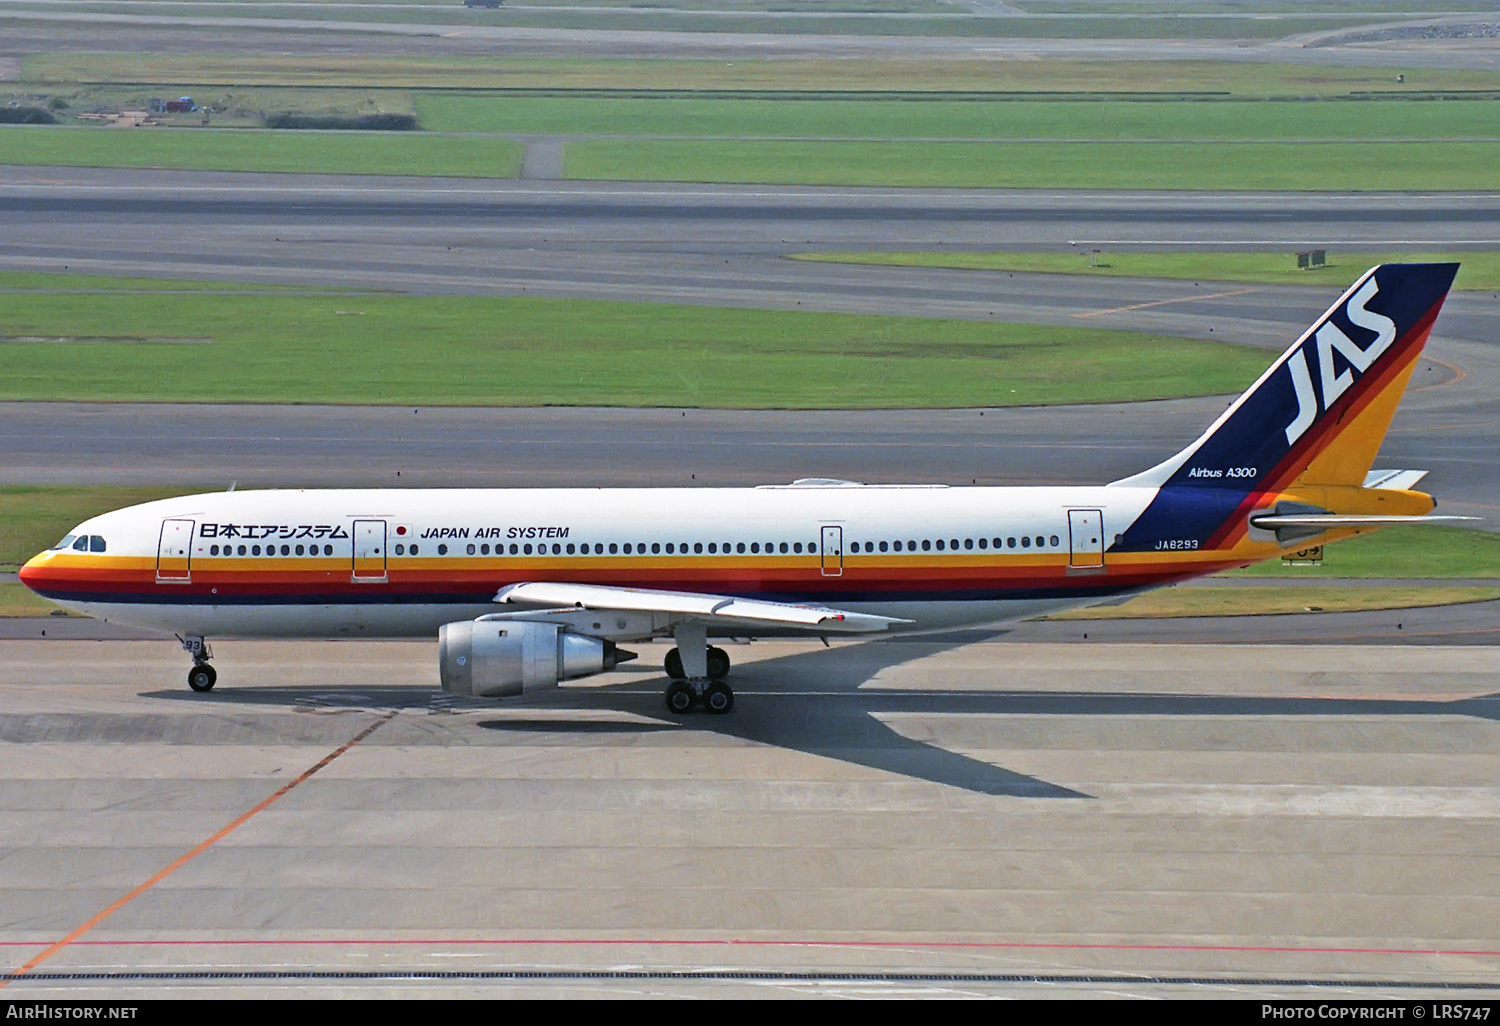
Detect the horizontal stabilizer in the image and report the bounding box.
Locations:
[1363,469,1429,491]
[493,581,909,633]
[1248,513,1477,529]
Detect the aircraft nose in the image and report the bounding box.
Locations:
[18,553,48,591]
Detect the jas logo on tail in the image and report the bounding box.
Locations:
[1283,277,1398,446]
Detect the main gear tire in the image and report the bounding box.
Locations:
[703,680,734,715]
[706,647,731,679]
[664,679,695,715]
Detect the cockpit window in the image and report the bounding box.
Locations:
[50,535,76,551]
[72,536,89,551]
[89,536,106,553]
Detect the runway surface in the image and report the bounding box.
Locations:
[1,636,1497,996]
[3,9,1498,68]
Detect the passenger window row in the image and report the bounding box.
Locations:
[849,535,1060,553]
[382,536,1063,557]
[418,540,822,557]
[208,543,336,557]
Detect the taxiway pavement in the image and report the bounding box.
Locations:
[1,636,1497,997]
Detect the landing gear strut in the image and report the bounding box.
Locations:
[662,625,733,715]
[179,634,216,692]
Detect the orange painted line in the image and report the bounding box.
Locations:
[0,710,396,988]
[1069,286,1261,319]
[1415,353,1468,391]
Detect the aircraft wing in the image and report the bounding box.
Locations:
[492,581,909,633]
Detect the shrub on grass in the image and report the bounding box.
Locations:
[0,106,57,124]
[262,112,417,131]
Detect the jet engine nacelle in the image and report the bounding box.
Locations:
[438,619,629,698]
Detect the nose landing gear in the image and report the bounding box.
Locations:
[179,634,216,692]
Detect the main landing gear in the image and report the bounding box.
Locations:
[663,623,733,715]
[180,635,216,692]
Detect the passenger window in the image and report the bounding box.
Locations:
[779,542,789,554]
[907,540,916,550]
[652,543,661,554]
[892,541,901,551]
[90,536,106,553]
[296,544,305,556]
[750,542,759,553]
[552,543,562,555]
[1036,536,1045,547]
[73,536,88,551]
[880,541,889,552]
[793,542,802,554]
[210,545,219,556]
[483,543,492,555]
[1021,536,1030,548]
[935,539,944,551]
[609,543,618,554]
[566,543,575,555]
[623,543,632,554]
[737,542,746,554]
[665,543,675,554]
[976,538,985,549]
[238,545,247,556]
[523,544,532,555]
[707,543,716,554]
[951,539,959,549]
[252,545,261,556]
[279,544,288,555]
[395,544,404,555]
[695,543,704,554]
[1007,537,1017,548]
[1050,535,1060,547]
[438,544,448,555]
[509,543,517,554]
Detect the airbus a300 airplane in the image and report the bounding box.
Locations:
[19,263,1470,714]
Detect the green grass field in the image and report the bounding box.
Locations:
[795,251,1500,291]
[0,126,521,178]
[1224,525,1500,579]
[420,95,1500,140]
[0,284,1268,408]
[564,138,1500,190]
[1,486,182,571]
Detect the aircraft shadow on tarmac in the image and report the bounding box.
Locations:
[140,631,1499,800]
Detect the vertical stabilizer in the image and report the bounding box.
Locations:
[1107,263,1458,551]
